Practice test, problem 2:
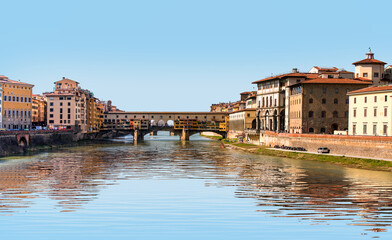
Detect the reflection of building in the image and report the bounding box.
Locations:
[348,85,392,136]
[32,94,47,128]
[0,75,34,130]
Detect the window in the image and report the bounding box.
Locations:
[385,95,388,102]
[364,97,367,103]
[309,128,314,133]
[374,108,377,117]
[373,124,377,135]
[49,120,54,124]
[309,88,313,93]
[333,111,338,118]
[321,111,326,118]
[49,114,53,118]
[385,107,388,117]
[321,127,326,133]
[309,98,313,104]
[68,114,71,119]
[68,102,71,106]
[364,108,367,117]
[68,108,71,113]
[334,98,338,104]
[335,88,339,93]
[354,97,356,104]
[308,111,313,118]
[383,124,388,135]
[374,96,377,102]
[322,88,327,94]
[363,123,367,134]
[374,72,379,78]
[60,102,63,106]
[50,102,53,106]
[346,99,349,104]
[49,108,53,112]
[363,73,368,77]
[60,108,63,113]
[353,124,356,135]
[322,98,326,104]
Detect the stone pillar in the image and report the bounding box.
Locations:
[180,128,189,141]
[150,131,157,136]
[134,130,144,143]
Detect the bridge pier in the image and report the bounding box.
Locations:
[180,128,190,141]
[133,129,144,143]
[150,131,158,136]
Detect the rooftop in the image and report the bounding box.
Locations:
[348,85,392,95]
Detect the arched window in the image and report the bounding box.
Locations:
[321,111,326,118]
[334,98,338,104]
[309,98,313,104]
[308,111,313,118]
[322,98,326,104]
[333,111,338,118]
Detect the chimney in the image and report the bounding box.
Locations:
[292,68,298,73]
[63,77,65,79]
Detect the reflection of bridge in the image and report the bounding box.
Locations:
[102,112,229,141]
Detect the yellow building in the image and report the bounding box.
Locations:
[32,94,47,128]
[0,75,34,130]
[86,96,104,133]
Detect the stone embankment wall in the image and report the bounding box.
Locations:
[0,130,126,157]
[258,131,392,160]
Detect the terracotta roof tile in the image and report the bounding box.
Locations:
[252,73,318,84]
[299,78,372,85]
[348,85,392,94]
[352,58,386,65]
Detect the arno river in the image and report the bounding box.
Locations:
[0,133,392,239]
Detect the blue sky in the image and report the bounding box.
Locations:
[0,0,391,111]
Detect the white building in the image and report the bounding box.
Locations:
[348,85,392,136]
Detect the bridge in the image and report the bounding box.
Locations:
[102,111,229,141]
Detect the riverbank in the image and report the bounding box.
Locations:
[224,142,392,172]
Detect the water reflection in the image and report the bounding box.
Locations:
[0,133,392,237]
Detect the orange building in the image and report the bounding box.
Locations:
[32,94,47,128]
[0,75,34,130]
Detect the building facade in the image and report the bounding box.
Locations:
[348,86,392,136]
[228,109,256,138]
[252,69,319,132]
[288,78,370,134]
[0,86,2,128]
[353,49,389,85]
[32,94,47,128]
[45,78,88,132]
[0,75,34,130]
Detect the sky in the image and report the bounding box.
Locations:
[0,0,391,111]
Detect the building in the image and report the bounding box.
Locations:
[353,49,389,85]
[32,94,47,128]
[0,75,34,130]
[226,108,257,139]
[0,86,2,128]
[45,77,88,132]
[348,85,392,136]
[86,96,104,133]
[252,69,319,132]
[288,77,370,134]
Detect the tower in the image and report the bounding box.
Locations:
[353,49,387,86]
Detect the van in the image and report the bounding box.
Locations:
[317,147,330,154]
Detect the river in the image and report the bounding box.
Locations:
[0,132,391,239]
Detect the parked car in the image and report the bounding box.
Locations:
[317,147,330,154]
